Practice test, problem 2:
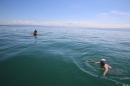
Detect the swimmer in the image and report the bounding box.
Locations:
[87,59,112,76]
[34,30,37,36]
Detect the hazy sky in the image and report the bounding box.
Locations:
[0,0,130,28]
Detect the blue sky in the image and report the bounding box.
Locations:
[0,0,130,28]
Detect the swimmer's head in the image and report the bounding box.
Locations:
[101,59,106,62]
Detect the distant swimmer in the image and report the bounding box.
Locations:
[86,59,112,76]
[34,30,37,36]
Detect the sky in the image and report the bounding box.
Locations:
[0,0,130,28]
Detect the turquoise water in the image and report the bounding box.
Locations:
[0,25,130,86]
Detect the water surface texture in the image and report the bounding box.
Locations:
[0,26,130,86]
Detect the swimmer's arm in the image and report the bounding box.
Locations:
[95,62,100,64]
[108,65,112,68]
[103,64,108,76]
[86,60,95,63]
[86,60,100,64]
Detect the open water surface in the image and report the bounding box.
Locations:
[0,25,130,86]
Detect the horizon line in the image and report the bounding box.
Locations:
[0,20,130,28]
[1,24,130,29]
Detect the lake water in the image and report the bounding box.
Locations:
[0,25,130,86]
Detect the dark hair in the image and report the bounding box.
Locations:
[100,61,105,66]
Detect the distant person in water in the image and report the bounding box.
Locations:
[86,59,112,76]
[34,30,37,36]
